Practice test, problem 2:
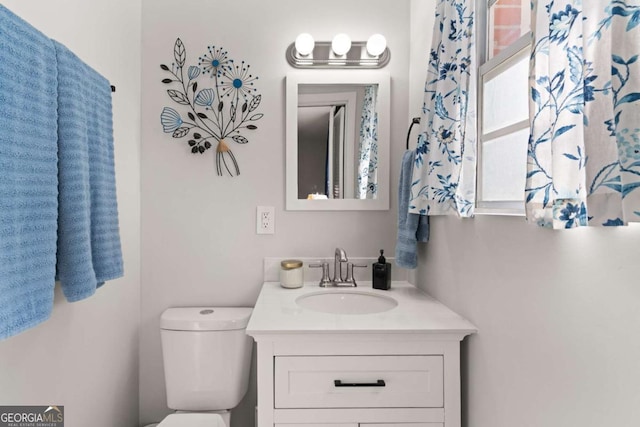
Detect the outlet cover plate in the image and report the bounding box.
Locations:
[257,206,275,234]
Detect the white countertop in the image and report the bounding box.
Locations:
[246,281,477,336]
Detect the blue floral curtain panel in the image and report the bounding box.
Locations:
[357,85,379,199]
[527,1,640,228]
[409,0,477,217]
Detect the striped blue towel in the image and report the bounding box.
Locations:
[0,6,59,340]
[54,41,124,302]
[395,150,429,269]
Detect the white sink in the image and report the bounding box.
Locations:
[296,290,398,315]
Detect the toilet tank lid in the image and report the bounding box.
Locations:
[161,307,253,331]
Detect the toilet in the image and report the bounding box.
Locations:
[156,307,253,427]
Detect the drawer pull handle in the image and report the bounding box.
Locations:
[333,379,386,387]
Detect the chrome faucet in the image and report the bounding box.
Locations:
[332,248,348,283]
[309,248,367,287]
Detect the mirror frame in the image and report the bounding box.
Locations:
[286,71,390,211]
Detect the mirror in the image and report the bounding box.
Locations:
[286,71,390,210]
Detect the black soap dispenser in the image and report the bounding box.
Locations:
[372,249,391,290]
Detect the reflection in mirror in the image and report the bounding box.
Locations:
[298,85,378,200]
[286,72,389,211]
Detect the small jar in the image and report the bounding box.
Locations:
[280,259,304,288]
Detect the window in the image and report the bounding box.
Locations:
[477,0,531,214]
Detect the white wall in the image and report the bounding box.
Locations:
[409,2,640,426]
[140,0,409,425]
[415,217,640,427]
[0,2,141,427]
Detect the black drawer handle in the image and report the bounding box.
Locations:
[334,379,386,387]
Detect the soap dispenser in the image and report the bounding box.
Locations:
[372,249,391,290]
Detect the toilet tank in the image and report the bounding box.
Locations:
[160,307,253,411]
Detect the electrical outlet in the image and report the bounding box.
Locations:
[256,206,275,234]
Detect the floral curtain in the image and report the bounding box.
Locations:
[409,0,477,217]
[527,1,640,228]
[357,85,379,199]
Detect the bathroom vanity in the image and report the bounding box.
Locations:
[246,282,477,427]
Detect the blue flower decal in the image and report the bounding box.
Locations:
[219,60,258,99]
[198,45,230,77]
[188,66,200,80]
[160,107,183,132]
[549,5,580,42]
[558,201,587,228]
[439,62,458,81]
[195,88,215,107]
[436,126,454,145]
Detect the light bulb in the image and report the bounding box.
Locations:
[295,33,315,56]
[366,34,387,56]
[331,33,352,56]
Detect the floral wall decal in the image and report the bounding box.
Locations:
[160,38,263,176]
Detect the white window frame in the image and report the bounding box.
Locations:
[475,0,532,216]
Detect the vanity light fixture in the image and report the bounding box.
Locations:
[294,33,315,56]
[331,33,352,56]
[286,33,390,69]
[366,34,387,57]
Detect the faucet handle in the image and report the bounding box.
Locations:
[309,262,332,287]
[344,263,368,287]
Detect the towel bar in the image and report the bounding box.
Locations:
[406,117,420,150]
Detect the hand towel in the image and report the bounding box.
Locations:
[0,6,59,340]
[54,41,124,302]
[395,150,429,269]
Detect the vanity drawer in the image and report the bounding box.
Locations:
[274,355,443,409]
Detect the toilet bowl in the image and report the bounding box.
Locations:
[155,307,253,427]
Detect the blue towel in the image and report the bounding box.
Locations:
[0,6,59,340]
[395,150,429,269]
[54,41,123,302]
